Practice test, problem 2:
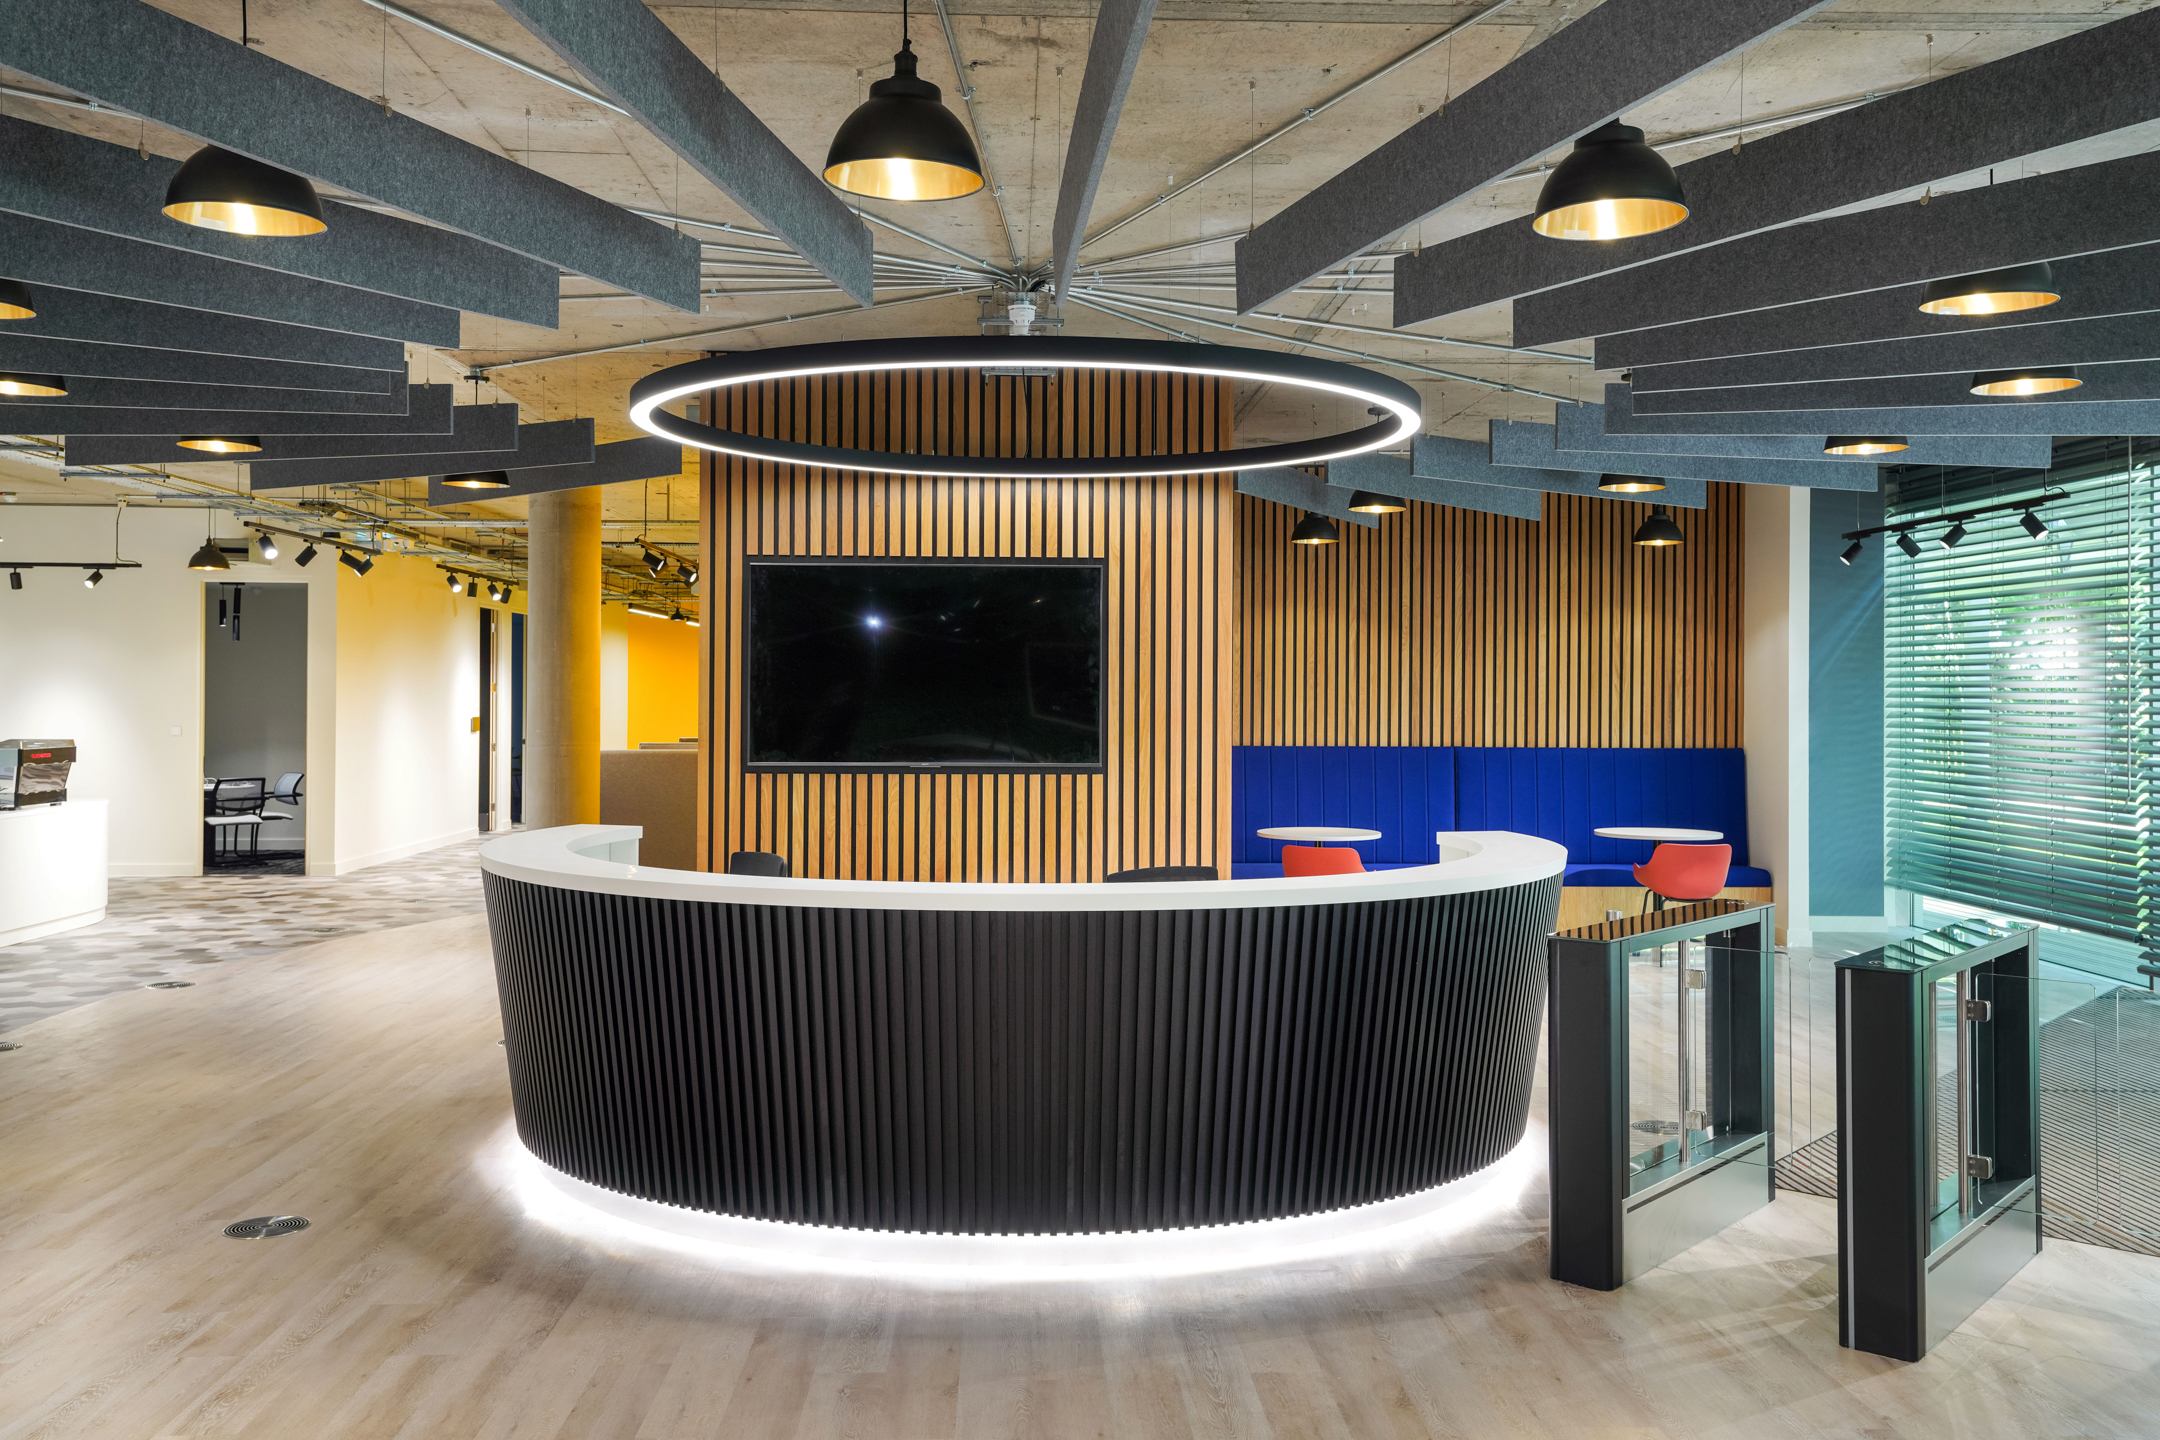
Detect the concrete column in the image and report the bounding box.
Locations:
[525,486,602,828]
[1743,484,1811,947]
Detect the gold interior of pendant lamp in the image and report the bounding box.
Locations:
[162,200,327,237]
[1597,476,1664,493]
[1972,373,2082,396]
[0,375,65,396]
[822,157,983,202]
[178,437,263,454]
[1531,197,1688,242]
[1823,439,1909,455]
[1919,289,2060,317]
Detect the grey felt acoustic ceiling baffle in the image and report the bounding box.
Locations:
[1630,313,2160,392]
[0,116,559,329]
[1236,467,1382,527]
[0,211,457,347]
[0,336,393,394]
[68,406,519,468]
[0,0,701,312]
[1050,0,1158,298]
[1515,149,2160,345]
[490,0,872,304]
[1488,420,1869,492]
[1553,402,2051,467]
[1394,6,2160,325]
[1,286,406,371]
[1233,0,1837,314]
[1460,432,1712,508]
[1593,246,2160,370]
[424,438,686,504]
[17,385,456,438]
[1599,381,2160,435]
[1343,444,1708,507]
[251,421,596,492]
[2,373,411,415]
[1630,360,2160,415]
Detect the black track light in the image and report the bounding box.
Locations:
[294,541,318,567]
[1971,365,2079,397]
[0,278,33,320]
[1919,261,2059,317]
[679,559,700,585]
[442,469,511,490]
[1839,540,1865,566]
[255,531,278,561]
[1897,530,1923,558]
[643,548,667,578]
[178,435,263,454]
[1290,511,1340,545]
[1532,121,1688,241]
[0,372,66,397]
[338,549,373,576]
[84,568,103,588]
[1823,436,1909,456]
[2021,509,2050,540]
[7,570,19,591]
[1597,473,1664,493]
[823,12,986,203]
[447,572,465,594]
[1631,505,1685,547]
[1346,490,1408,514]
[187,541,230,572]
[1938,521,1968,549]
[163,146,327,236]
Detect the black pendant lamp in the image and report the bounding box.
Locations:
[824,1,985,202]
[178,435,263,454]
[187,541,231,572]
[163,146,327,237]
[0,278,33,320]
[1919,261,2059,317]
[442,469,512,490]
[1597,473,1664,493]
[0,372,65,396]
[1532,122,1688,241]
[1823,436,1909,456]
[1631,505,1685,547]
[1290,512,1340,545]
[1971,365,2079,397]
[1346,490,1407,513]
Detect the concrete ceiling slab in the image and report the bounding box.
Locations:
[0,0,702,311]
[250,420,595,492]
[1395,7,2160,324]
[1234,0,1838,313]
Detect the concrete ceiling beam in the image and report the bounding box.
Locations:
[0,116,559,329]
[491,0,874,304]
[0,0,700,312]
[1233,0,1836,313]
[1396,7,2160,325]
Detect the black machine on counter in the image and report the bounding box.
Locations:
[0,739,76,809]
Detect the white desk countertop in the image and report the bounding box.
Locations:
[482,825,1567,914]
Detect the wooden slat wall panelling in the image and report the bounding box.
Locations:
[697,368,1233,882]
[1236,484,1741,748]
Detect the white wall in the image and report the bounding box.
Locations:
[1742,485,1812,947]
[332,551,482,873]
[203,581,309,849]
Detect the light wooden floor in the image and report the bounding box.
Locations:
[3,913,2157,1439]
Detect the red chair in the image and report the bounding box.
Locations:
[1633,843,1731,911]
[1282,844,1366,877]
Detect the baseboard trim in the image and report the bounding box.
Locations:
[0,906,105,947]
[329,826,479,876]
[108,862,200,877]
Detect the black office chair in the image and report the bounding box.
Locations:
[727,851,790,877]
[212,777,266,816]
[1105,865,1219,882]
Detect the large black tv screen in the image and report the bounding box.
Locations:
[746,560,1104,771]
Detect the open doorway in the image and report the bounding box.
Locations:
[202,581,308,873]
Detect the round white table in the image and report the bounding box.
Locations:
[1258,826,1381,845]
[1594,826,1723,843]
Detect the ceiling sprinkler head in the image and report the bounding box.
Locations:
[1006,296,1038,337]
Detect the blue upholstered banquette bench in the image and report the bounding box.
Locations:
[1229,746,1771,888]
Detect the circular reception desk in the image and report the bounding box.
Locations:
[481,828,1565,1238]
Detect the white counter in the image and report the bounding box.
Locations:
[480,824,1567,912]
[0,800,109,946]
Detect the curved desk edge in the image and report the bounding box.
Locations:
[480,825,1567,912]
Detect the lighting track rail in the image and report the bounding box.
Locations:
[1839,493,2058,543]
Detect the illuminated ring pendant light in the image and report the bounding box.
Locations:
[628,337,1422,480]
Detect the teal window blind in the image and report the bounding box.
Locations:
[1883,441,2154,944]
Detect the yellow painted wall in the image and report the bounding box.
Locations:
[626,609,699,747]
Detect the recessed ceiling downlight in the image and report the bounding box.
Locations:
[1971,366,2080,397]
[162,147,327,236]
[628,337,1422,480]
[1531,122,1688,241]
[1919,261,2059,317]
[1823,436,1909,456]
